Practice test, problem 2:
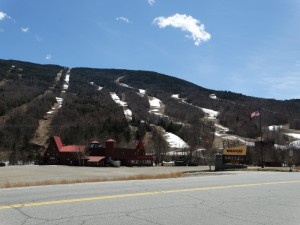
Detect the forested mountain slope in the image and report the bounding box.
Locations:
[0,59,299,163]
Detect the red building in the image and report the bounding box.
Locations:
[43,136,153,167]
[43,136,86,166]
[88,139,153,166]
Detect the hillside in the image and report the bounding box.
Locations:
[0,59,300,165]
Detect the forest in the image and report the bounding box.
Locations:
[0,59,299,165]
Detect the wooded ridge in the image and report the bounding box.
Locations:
[0,59,299,164]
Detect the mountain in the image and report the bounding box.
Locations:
[0,59,299,164]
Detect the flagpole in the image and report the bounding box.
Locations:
[259,110,264,168]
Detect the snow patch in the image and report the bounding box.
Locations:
[289,140,300,148]
[149,97,161,108]
[63,71,70,90]
[215,124,229,132]
[209,94,217,99]
[274,144,288,150]
[165,132,189,149]
[56,97,63,108]
[124,109,132,120]
[172,95,219,120]
[89,81,103,91]
[119,83,133,89]
[222,135,255,146]
[110,93,127,107]
[110,92,132,120]
[202,108,219,119]
[137,89,146,97]
[285,133,300,139]
[269,125,283,131]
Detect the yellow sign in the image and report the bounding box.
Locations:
[223,145,247,156]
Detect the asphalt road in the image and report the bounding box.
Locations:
[0,171,299,225]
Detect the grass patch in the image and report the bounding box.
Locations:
[1,172,184,189]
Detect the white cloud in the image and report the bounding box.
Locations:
[0,11,10,21]
[45,54,52,60]
[116,17,131,23]
[153,13,211,46]
[148,0,156,6]
[21,27,29,33]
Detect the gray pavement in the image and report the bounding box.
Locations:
[0,171,299,225]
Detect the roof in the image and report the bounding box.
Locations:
[86,156,105,162]
[59,145,86,153]
[90,141,101,144]
[136,140,145,150]
[106,139,116,142]
[53,136,63,150]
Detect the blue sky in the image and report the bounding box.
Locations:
[1,0,300,100]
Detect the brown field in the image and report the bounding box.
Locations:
[0,165,211,188]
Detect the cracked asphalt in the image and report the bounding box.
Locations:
[0,171,300,225]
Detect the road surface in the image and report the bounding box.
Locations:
[0,171,299,225]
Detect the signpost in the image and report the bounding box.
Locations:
[223,145,247,156]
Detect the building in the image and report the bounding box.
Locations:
[43,136,153,167]
[87,138,153,166]
[43,136,86,166]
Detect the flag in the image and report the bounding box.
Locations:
[251,111,260,118]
